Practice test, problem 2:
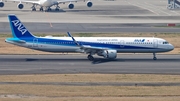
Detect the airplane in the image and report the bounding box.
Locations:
[5,14,174,61]
[0,0,93,11]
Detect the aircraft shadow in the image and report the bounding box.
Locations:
[0,58,179,64]
[0,9,109,13]
[91,58,179,64]
[66,10,105,12]
[0,9,66,12]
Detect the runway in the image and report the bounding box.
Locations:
[0,0,180,75]
[0,54,179,75]
[1,82,180,86]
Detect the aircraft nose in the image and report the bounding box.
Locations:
[169,44,174,50]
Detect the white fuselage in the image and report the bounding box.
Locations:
[39,0,55,7]
[6,37,174,53]
[38,0,80,7]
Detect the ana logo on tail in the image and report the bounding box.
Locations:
[11,20,27,35]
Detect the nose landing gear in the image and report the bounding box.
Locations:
[153,53,157,60]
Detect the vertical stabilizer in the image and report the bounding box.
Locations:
[8,14,35,38]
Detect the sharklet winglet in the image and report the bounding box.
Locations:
[67,32,80,46]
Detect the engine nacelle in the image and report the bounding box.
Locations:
[97,50,117,59]
[0,2,4,7]
[68,3,74,9]
[17,3,24,9]
[87,1,93,7]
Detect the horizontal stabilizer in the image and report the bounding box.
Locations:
[6,38,26,43]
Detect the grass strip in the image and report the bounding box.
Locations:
[0,85,180,97]
[0,74,179,82]
[1,97,180,101]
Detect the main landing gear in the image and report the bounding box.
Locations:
[55,5,60,11]
[31,5,60,12]
[44,6,60,12]
[87,55,94,61]
[31,5,36,11]
[153,53,157,60]
[39,7,43,11]
[45,7,52,12]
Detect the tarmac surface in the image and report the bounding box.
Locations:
[1,81,180,86]
[0,0,179,78]
[1,0,180,33]
[2,22,180,33]
[0,54,179,75]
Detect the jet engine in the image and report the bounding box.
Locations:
[87,1,93,7]
[0,2,4,7]
[17,3,24,9]
[97,50,117,59]
[68,3,74,9]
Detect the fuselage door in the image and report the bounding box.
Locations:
[153,39,158,48]
[120,40,124,48]
[33,38,38,47]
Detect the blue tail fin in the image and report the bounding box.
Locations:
[8,14,35,38]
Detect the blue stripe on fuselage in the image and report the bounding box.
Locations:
[21,37,159,50]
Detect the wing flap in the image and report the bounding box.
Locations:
[81,45,106,50]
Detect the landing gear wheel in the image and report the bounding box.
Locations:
[153,53,157,60]
[31,5,36,11]
[87,55,94,61]
[39,7,43,11]
[32,8,36,11]
[55,5,60,11]
[48,8,51,11]
[45,7,51,12]
[55,8,59,11]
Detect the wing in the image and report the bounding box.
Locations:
[67,32,108,53]
[8,0,39,4]
[81,45,107,53]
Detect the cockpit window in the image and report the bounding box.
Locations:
[163,41,169,44]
